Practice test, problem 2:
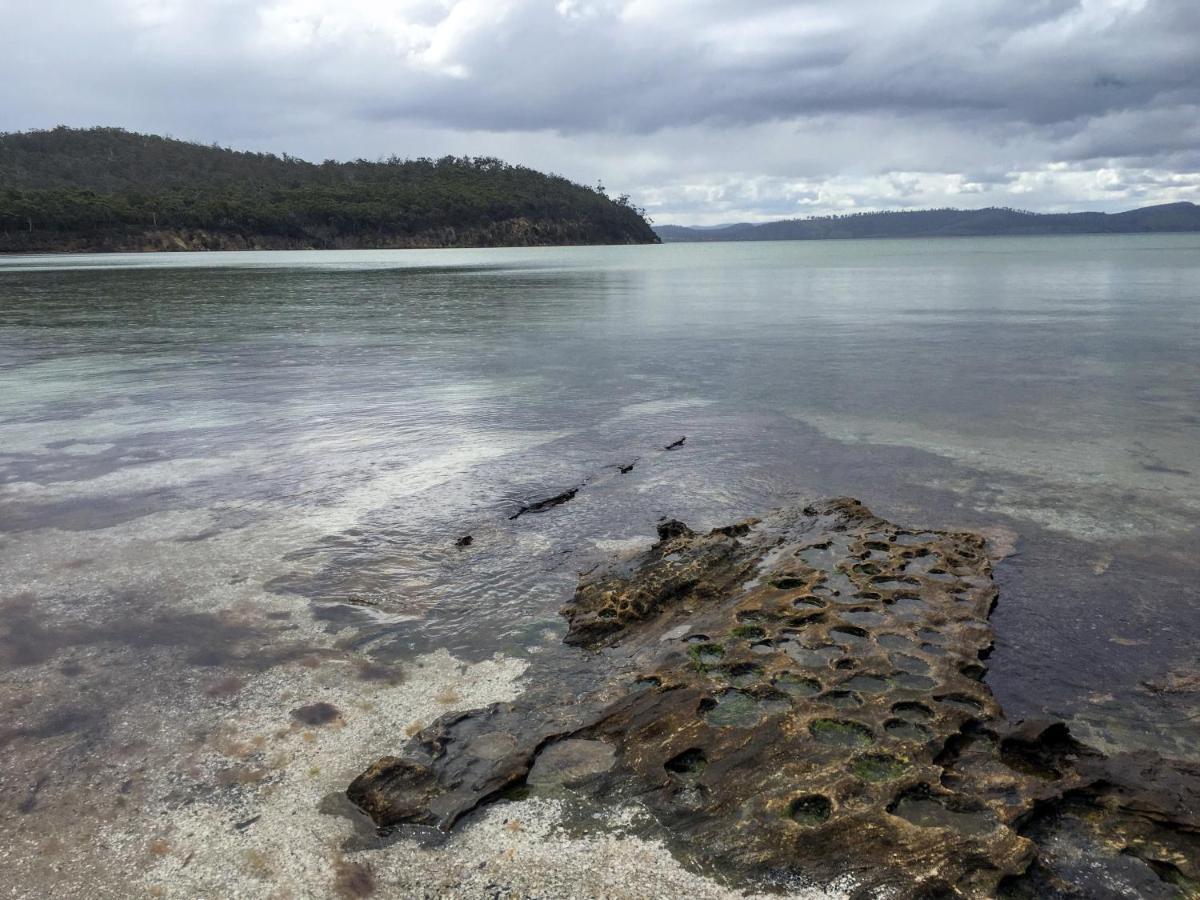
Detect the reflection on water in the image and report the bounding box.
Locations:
[2,236,1199,772]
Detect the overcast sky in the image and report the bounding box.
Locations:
[2,0,1198,224]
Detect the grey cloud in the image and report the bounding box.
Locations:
[0,0,1197,222]
[1054,105,1200,162]
[961,171,1019,186]
[394,1,1199,132]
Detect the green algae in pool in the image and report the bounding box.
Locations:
[788,794,833,826]
[701,690,789,727]
[774,672,822,697]
[809,718,875,747]
[730,625,767,640]
[718,663,764,688]
[688,642,725,668]
[851,753,911,782]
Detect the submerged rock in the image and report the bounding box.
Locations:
[291,702,342,727]
[508,487,581,520]
[348,499,1199,898]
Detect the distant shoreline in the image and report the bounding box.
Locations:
[656,201,1200,243]
[653,228,1200,245]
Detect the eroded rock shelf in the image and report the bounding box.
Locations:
[349,498,1200,898]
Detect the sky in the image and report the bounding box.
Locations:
[2,0,1198,224]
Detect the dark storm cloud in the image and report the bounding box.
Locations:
[1,0,1197,222]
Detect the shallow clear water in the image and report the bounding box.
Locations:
[2,235,1198,767]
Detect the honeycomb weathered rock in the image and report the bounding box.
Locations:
[349,499,1200,898]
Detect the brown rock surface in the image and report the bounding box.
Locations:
[348,499,1200,898]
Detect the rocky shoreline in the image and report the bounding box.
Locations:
[0,217,661,255]
[349,499,1200,898]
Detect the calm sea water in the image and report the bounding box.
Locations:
[2,235,1198,767]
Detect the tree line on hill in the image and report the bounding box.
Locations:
[0,127,659,252]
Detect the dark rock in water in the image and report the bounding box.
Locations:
[663,436,687,450]
[508,487,580,520]
[348,499,1200,898]
[291,702,341,727]
[454,535,473,548]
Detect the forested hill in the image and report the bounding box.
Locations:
[656,202,1200,242]
[0,127,659,252]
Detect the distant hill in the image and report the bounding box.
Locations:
[655,203,1200,242]
[0,126,659,253]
